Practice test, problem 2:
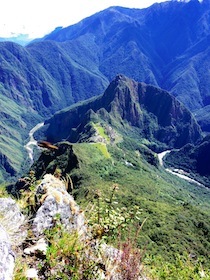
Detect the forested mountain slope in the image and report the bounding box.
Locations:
[40,0,210,126]
[0,0,210,180]
[41,75,202,150]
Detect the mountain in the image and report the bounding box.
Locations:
[0,40,108,181]
[39,0,210,128]
[27,76,210,268]
[0,41,108,117]
[39,75,201,152]
[0,0,210,180]
[1,1,210,272]
[0,34,32,46]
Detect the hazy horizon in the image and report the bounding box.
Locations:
[0,0,170,39]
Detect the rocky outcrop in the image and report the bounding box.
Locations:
[31,142,79,182]
[0,175,148,279]
[0,198,27,246]
[0,198,27,280]
[0,175,86,279]
[0,225,15,280]
[32,174,86,237]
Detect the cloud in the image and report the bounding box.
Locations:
[0,0,168,38]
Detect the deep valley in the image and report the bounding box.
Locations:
[0,0,210,279]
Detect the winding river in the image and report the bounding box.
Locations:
[157,150,205,187]
[157,150,171,167]
[24,124,205,187]
[24,122,44,164]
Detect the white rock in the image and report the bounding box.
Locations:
[32,174,86,237]
[0,198,26,280]
[24,238,47,255]
[25,268,38,279]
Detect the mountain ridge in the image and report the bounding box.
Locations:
[34,0,210,125]
[0,0,210,180]
[41,75,202,150]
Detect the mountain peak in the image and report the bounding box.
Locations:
[43,75,202,150]
[104,74,138,97]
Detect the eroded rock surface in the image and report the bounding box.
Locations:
[32,174,86,237]
[0,197,26,280]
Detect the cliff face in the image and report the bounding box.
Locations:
[43,75,202,150]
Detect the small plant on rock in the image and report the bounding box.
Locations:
[88,184,142,243]
[87,184,146,279]
[40,218,99,279]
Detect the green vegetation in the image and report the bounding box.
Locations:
[0,183,9,198]
[87,184,142,242]
[91,143,111,158]
[8,170,210,279]
[145,254,210,279]
[11,178,144,279]
[1,2,210,277]
[42,224,97,279]
[30,139,210,271]
[0,95,28,182]
[91,122,110,142]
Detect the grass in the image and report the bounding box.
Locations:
[91,143,111,158]
[0,154,208,279]
[16,136,210,277]
[67,140,210,265]
[11,177,145,279]
[92,122,110,143]
[9,169,210,279]
[145,253,210,279]
[0,183,9,198]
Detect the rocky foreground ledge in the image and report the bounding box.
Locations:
[0,174,147,280]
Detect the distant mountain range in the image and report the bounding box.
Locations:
[0,0,210,180]
[40,0,210,127]
[0,34,31,46]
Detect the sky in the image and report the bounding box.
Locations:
[0,0,170,39]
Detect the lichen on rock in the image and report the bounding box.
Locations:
[0,225,15,280]
[0,197,27,280]
[32,174,86,237]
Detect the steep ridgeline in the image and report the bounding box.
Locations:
[42,75,202,150]
[38,0,210,131]
[0,0,209,181]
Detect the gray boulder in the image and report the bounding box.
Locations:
[32,174,86,237]
[0,197,26,280]
[0,225,15,280]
